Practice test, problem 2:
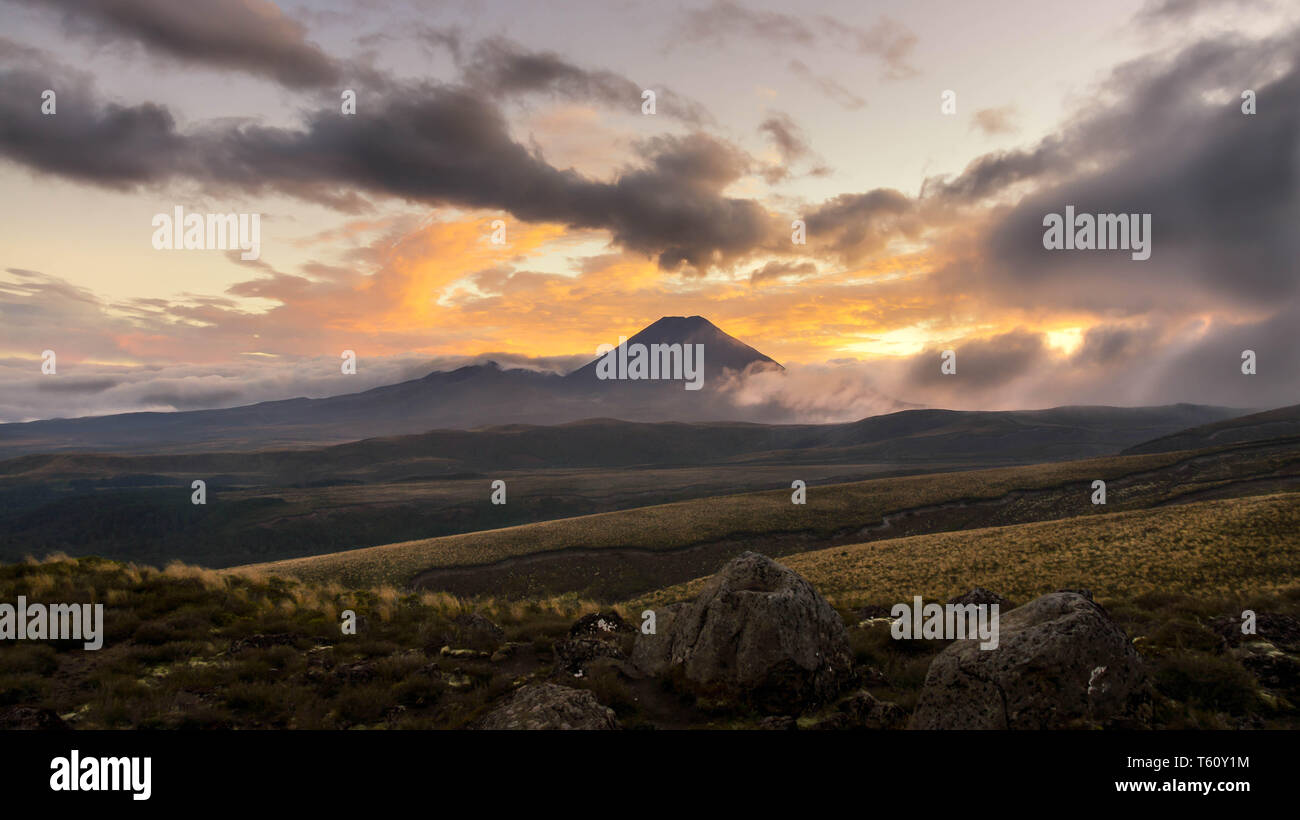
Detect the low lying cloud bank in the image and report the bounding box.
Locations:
[0,352,586,423]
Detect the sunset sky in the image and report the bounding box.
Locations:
[1,0,1298,422]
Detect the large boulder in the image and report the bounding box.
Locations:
[630,603,684,676]
[478,683,618,730]
[910,591,1148,729]
[634,552,853,712]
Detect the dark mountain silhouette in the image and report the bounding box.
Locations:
[0,405,1251,482]
[0,361,574,457]
[1123,403,1296,454]
[0,317,793,457]
[566,315,782,382]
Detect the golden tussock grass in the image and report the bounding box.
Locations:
[631,492,1300,610]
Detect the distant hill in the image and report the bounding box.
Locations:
[0,361,571,457]
[1123,403,1300,454]
[0,405,1265,569]
[0,404,1250,483]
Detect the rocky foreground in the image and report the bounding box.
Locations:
[479,551,1171,729]
[2,554,1297,730]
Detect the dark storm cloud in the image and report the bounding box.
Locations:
[7,13,1299,293]
[11,0,343,88]
[897,22,1300,411]
[978,31,1300,309]
[904,330,1050,391]
[1070,323,1160,367]
[790,28,1300,278]
[803,189,914,261]
[607,133,771,269]
[1144,303,1300,404]
[922,138,1066,203]
[0,41,772,270]
[0,40,190,187]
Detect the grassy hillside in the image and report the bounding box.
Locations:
[1125,403,1300,454]
[0,463,916,567]
[0,406,1259,568]
[634,491,1300,610]
[247,439,1300,596]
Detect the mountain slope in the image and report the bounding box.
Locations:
[0,362,577,456]
[1123,403,1299,454]
[0,316,791,457]
[566,315,782,382]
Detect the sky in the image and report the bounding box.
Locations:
[1,0,1297,422]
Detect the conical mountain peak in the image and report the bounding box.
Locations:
[567,316,782,381]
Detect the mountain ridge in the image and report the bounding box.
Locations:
[0,316,802,456]
[0,316,1263,459]
[0,403,1252,475]
[1123,403,1299,454]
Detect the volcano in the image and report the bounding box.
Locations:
[566,316,783,382]
[0,317,787,455]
